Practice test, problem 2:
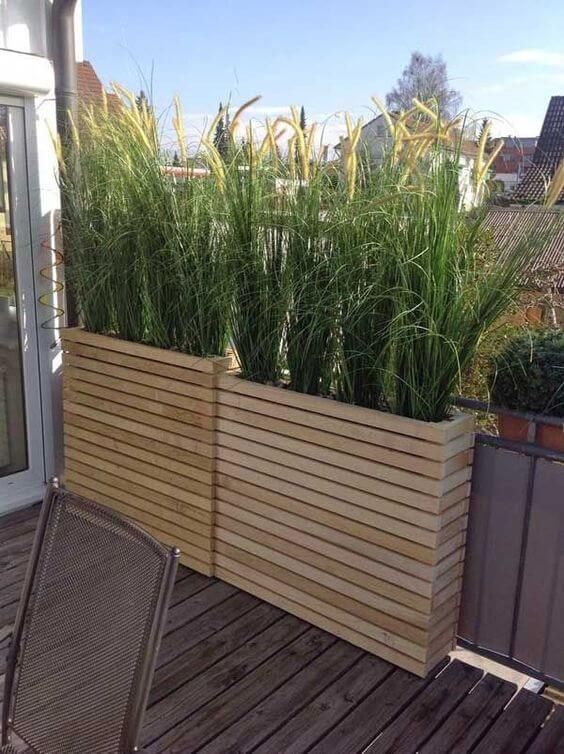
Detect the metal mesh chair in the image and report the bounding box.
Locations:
[1,480,179,754]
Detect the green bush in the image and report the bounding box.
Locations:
[490,329,564,416]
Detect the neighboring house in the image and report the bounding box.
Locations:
[0,2,83,512]
[492,137,538,194]
[77,59,121,111]
[514,96,564,203]
[335,113,484,210]
[484,205,564,323]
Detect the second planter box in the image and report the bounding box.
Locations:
[214,375,474,676]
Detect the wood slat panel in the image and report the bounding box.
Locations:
[64,423,213,486]
[65,360,215,416]
[65,433,213,498]
[216,540,428,647]
[62,337,215,389]
[218,425,471,497]
[67,477,212,552]
[215,563,427,676]
[63,410,214,473]
[63,332,227,577]
[65,352,213,404]
[66,375,215,429]
[218,374,473,444]
[216,500,435,587]
[63,327,231,373]
[217,483,438,561]
[65,449,211,512]
[64,402,212,458]
[217,414,471,480]
[215,513,431,611]
[66,472,212,536]
[217,455,465,520]
[64,388,214,447]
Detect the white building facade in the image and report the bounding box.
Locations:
[336,113,483,210]
[0,1,82,512]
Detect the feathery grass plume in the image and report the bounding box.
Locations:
[229,95,262,139]
[473,119,504,194]
[173,96,188,164]
[341,114,363,199]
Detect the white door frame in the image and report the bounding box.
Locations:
[0,96,46,512]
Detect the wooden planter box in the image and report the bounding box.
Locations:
[214,375,474,676]
[61,328,230,576]
[62,329,474,676]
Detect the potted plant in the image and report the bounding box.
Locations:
[61,95,532,677]
[60,93,231,576]
[490,329,564,451]
[205,111,531,676]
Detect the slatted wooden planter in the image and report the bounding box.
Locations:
[61,328,230,576]
[214,374,474,676]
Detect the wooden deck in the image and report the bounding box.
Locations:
[1,505,562,753]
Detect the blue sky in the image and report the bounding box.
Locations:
[83,0,564,146]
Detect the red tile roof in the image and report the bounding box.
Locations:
[485,206,564,290]
[77,60,121,112]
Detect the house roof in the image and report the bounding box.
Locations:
[77,61,121,112]
[514,96,564,203]
[484,205,564,289]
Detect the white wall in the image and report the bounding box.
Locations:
[0,0,50,56]
[0,0,82,60]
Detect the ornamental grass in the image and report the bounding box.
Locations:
[61,90,533,421]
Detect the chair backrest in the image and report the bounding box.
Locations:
[2,481,179,754]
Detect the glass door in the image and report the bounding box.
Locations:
[0,101,44,511]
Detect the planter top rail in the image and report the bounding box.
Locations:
[62,327,232,374]
[0,505,558,754]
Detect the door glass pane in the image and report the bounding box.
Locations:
[0,104,28,477]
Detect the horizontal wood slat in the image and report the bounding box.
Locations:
[63,330,473,676]
[63,329,228,576]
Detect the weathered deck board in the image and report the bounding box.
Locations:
[528,706,564,754]
[419,673,517,753]
[0,505,556,753]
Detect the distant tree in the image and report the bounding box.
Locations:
[299,106,306,134]
[172,150,181,167]
[136,89,151,113]
[213,102,231,159]
[476,118,495,154]
[386,52,462,119]
[295,105,307,175]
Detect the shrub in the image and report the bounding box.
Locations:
[490,329,564,417]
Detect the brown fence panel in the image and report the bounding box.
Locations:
[457,407,564,688]
[513,458,564,682]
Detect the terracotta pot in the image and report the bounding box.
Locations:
[537,423,564,453]
[498,414,533,443]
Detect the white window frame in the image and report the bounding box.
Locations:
[0,95,47,512]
